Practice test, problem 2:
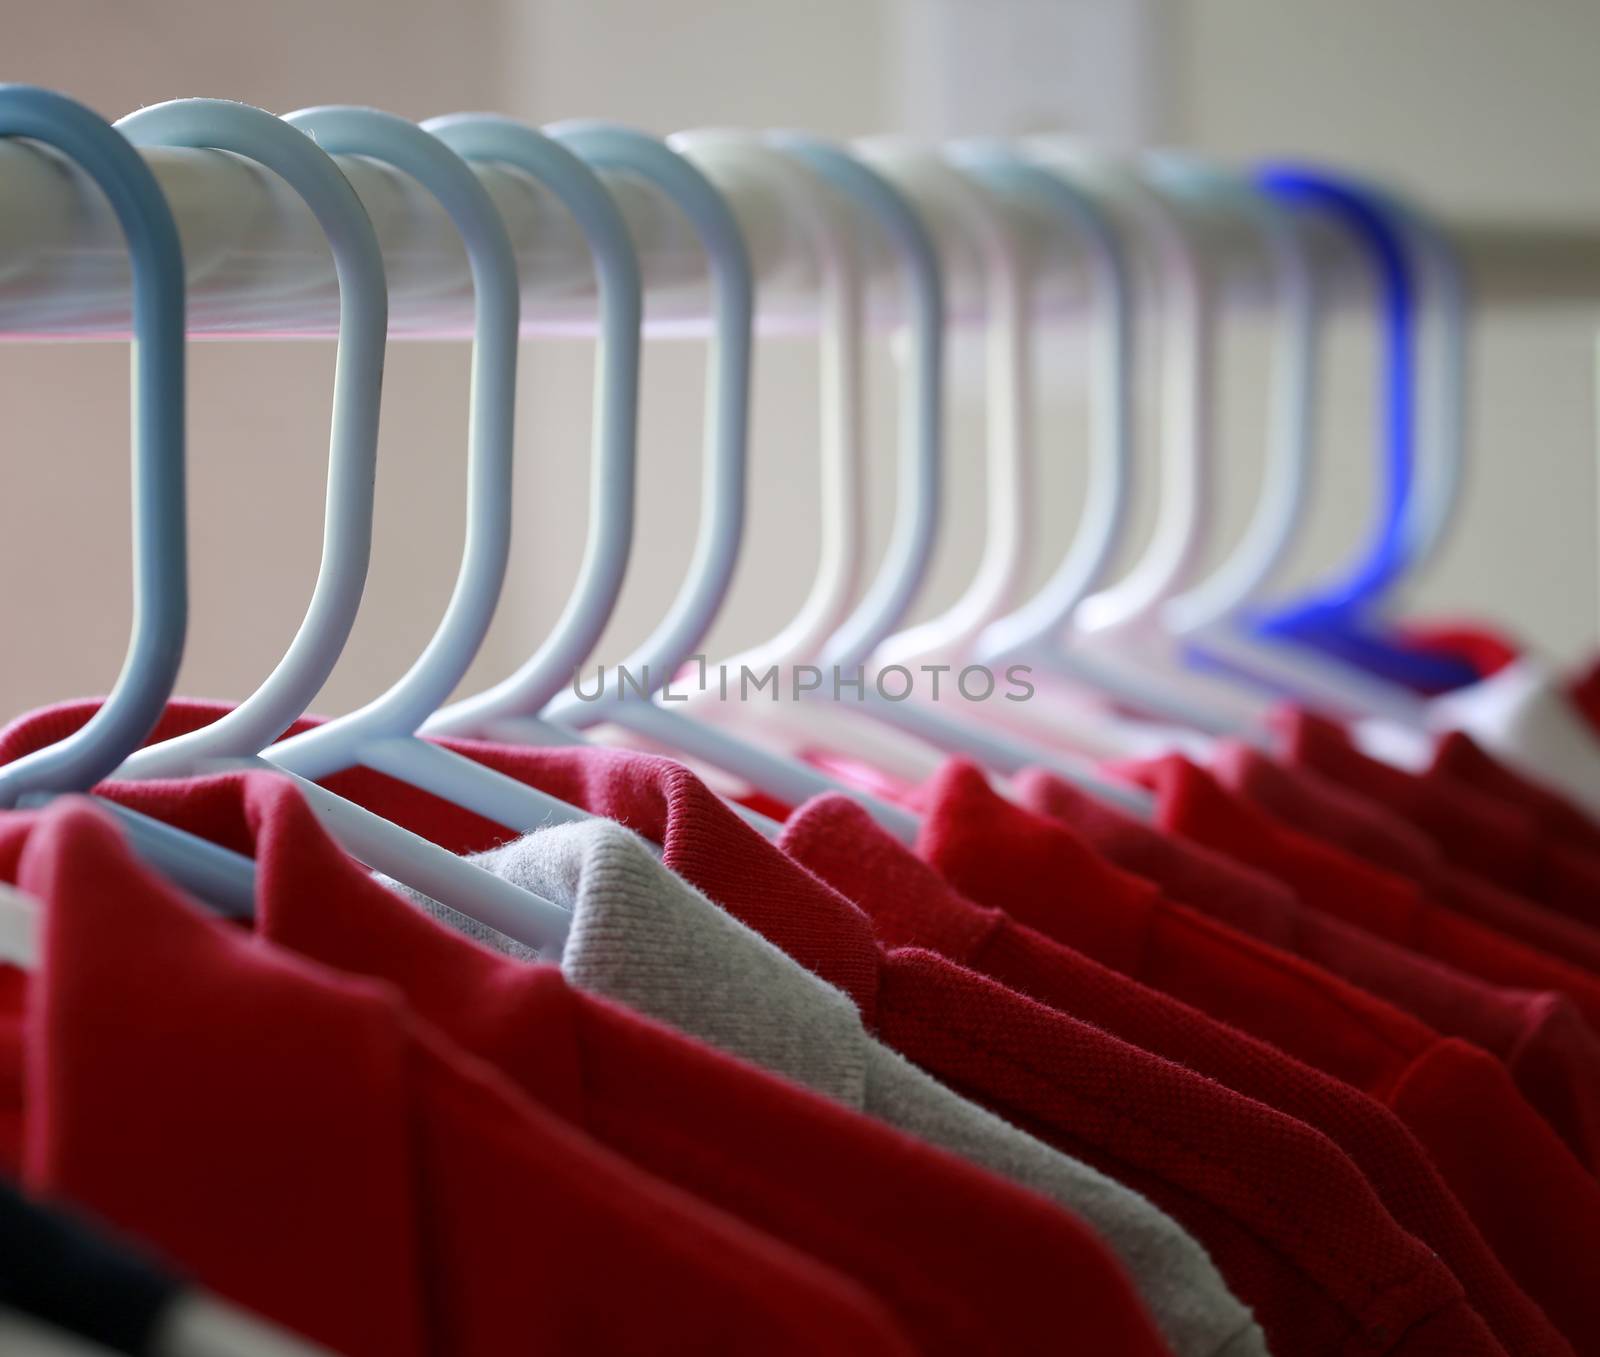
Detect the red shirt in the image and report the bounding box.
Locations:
[1426,730,1600,918]
[1211,743,1600,1169]
[1278,709,1546,897]
[1019,766,1600,1183]
[1123,753,1600,1036]
[925,761,1600,1352]
[0,701,1505,1357]
[782,793,1570,1357]
[1216,741,1600,977]
[108,771,1153,1357]
[0,799,911,1357]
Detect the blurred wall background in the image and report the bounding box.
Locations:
[3,0,1597,723]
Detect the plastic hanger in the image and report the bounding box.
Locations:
[648,130,960,790]
[670,129,866,676]
[1161,160,1318,637]
[947,145,1324,742]
[657,131,932,786]
[0,87,259,917]
[411,122,796,839]
[86,99,571,955]
[112,98,388,777]
[252,106,614,863]
[866,140,1033,668]
[1250,168,1473,699]
[0,88,188,805]
[441,123,911,841]
[968,144,1137,663]
[1397,196,1468,576]
[774,133,944,674]
[752,138,1152,816]
[1254,167,1413,620]
[1065,149,1215,639]
[967,143,1277,741]
[746,138,1152,813]
[1050,155,1430,730]
[1158,165,1441,720]
[636,133,957,797]
[418,114,643,737]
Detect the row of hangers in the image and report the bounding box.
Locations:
[0,87,1468,962]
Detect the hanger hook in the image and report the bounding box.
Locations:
[958,144,1137,662]
[672,129,866,674]
[418,113,644,733]
[260,105,522,781]
[769,133,946,674]
[0,87,187,807]
[111,97,389,778]
[540,121,753,721]
[865,140,1035,669]
[1158,158,1319,635]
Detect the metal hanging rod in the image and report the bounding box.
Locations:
[0,136,1596,341]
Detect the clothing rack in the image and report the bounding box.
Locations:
[1,137,1595,341]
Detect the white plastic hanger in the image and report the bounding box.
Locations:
[1161,158,1318,637]
[969,142,1137,664]
[417,114,642,738]
[1386,191,1469,587]
[254,108,627,864]
[0,88,266,918]
[1066,149,1215,639]
[450,124,915,840]
[665,131,966,788]
[674,130,866,676]
[97,100,574,957]
[656,133,950,785]
[866,140,1033,668]
[114,99,389,776]
[739,139,1151,816]
[989,144,1280,737]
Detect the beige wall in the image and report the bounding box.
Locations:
[2,0,1596,730]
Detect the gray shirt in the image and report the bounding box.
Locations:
[387,819,1266,1357]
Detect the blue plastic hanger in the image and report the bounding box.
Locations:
[1163,168,1451,719]
[1252,167,1477,693]
[1255,168,1414,616]
[0,87,263,915]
